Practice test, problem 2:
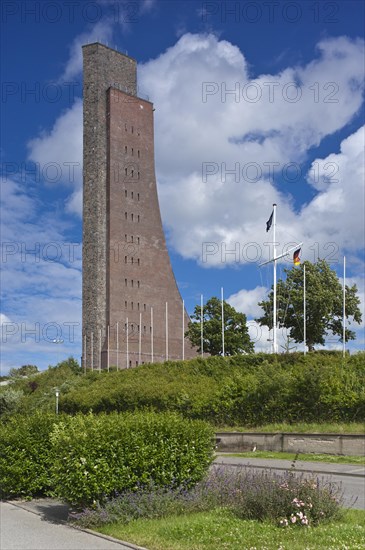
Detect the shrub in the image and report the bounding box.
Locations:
[72,465,343,529]
[0,412,59,499]
[50,411,214,508]
[59,353,365,425]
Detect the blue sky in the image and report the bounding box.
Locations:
[1,0,364,372]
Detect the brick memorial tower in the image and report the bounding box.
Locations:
[82,43,196,368]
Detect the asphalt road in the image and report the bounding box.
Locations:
[214,455,365,510]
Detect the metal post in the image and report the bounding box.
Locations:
[165,302,169,361]
[99,328,102,372]
[343,256,346,357]
[303,264,306,355]
[151,307,154,363]
[55,389,59,415]
[83,334,87,374]
[182,299,185,361]
[91,332,94,371]
[201,294,204,357]
[116,321,119,371]
[107,325,110,372]
[139,312,142,364]
[126,318,129,368]
[273,203,277,353]
[221,287,225,356]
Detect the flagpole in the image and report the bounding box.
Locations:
[221,287,225,356]
[165,301,169,361]
[83,333,87,374]
[91,331,94,371]
[182,300,185,361]
[303,263,306,355]
[139,312,142,365]
[343,256,346,357]
[107,325,110,372]
[273,203,277,353]
[150,307,154,363]
[201,294,204,357]
[126,317,129,369]
[116,321,119,371]
[99,328,102,373]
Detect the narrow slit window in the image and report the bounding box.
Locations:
[125,145,127,153]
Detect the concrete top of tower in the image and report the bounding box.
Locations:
[82,42,137,63]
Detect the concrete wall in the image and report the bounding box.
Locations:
[215,432,365,456]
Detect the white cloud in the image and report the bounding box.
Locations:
[0,313,12,326]
[0,178,82,373]
[140,0,156,14]
[61,21,114,81]
[302,126,365,253]
[227,286,268,319]
[25,33,365,251]
[136,33,364,266]
[27,98,83,190]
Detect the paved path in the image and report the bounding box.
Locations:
[0,500,147,550]
[214,455,365,510]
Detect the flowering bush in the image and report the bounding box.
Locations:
[278,477,342,528]
[71,465,343,528]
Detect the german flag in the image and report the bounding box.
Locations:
[293,248,301,266]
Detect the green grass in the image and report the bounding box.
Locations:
[96,508,365,550]
[219,451,365,465]
[216,422,365,434]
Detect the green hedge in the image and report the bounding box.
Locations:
[3,353,364,426]
[0,412,59,499]
[50,412,214,508]
[59,353,365,425]
[0,411,214,507]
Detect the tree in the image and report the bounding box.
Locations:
[185,296,254,355]
[9,365,38,378]
[257,260,362,352]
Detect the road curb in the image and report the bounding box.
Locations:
[213,460,365,478]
